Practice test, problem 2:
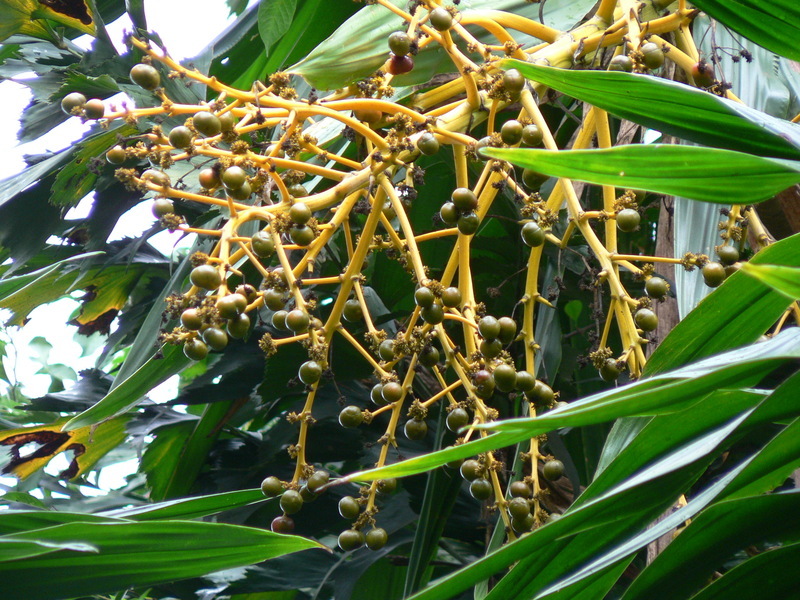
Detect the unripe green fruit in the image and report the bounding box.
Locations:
[299,360,322,385]
[228,180,252,200]
[61,92,86,115]
[439,202,459,225]
[218,111,236,132]
[478,316,501,340]
[354,107,382,124]
[460,459,482,481]
[378,339,395,361]
[512,513,535,533]
[528,380,554,405]
[306,470,329,493]
[251,231,275,258]
[480,338,503,359]
[404,418,428,440]
[470,478,493,500]
[381,381,403,404]
[645,276,669,299]
[366,527,388,551]
[702,261,726,287]
[609,55,633,72]
[190,264,222,290]
[343,298,363,322]
[616,208,641,232]
[280,490,303,514]
[152,198,175,218]
[339,496,361,520]
[193,111,222,137]
[543,459,565,481]
[264,289,286,311]
[522,169,547,190]
[634,308,658,332]
[286,309,310,333]
[514,370,536,393]
[226,313,251,339]
[521,222,545,247]
[493,363,517,392]
[289,201,312,225]
[419,344,440,367]
[420,303,445,324]
[181,308,203,330]
[130,63,160,90]
[509,480,531,498]
[446,407,470,432]
[417,132,440,155]
[521,124,543,147]
[599,358,621,382]
[429,6,453,30]
[288,183,308,198]
[388,30,411,56]
[142,168,171,187]
[641,42,664,69]
[500,119,523,145]
[222,166,247,190]
[168,126,193,149]
[216,293,247,319]
[339,405,364,428]
[457,212,480,235]
[497,317,517,344]
[508,497,530,519]
[376,478,397,495]
[414,286,436,308]
[717,245,740,265]
[338,529,365,551]
[202,326,228,351]
[451,187,478,211]
[234,283,257,303]
[82,98,105,119]
[272,310,289,331]
[106,145,127,164]
[441,286,462,307]
[503,69,525,95]
[261,476,284,497]
[271,515,294,534]
[183,338,209,361]
[371,383,387,406]
[290,225,315,246]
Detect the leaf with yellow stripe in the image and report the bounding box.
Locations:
[0,416,128,480]
[0,0,94,42]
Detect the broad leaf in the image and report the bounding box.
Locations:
[482,145,800,204]
[258,0,296,57]
[499,61,800,160]
[740,263,800,300]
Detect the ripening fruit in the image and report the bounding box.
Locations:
[451,188,478,211]
[634,308,659,332]
[387,53,414,75]
[691,61,715,87]
[222,166,248,190]
[717,245,740,266]
[306,470,329,493]
[198,167,220,189]
[152,198,175,218]
[299,360,323,385]
[61,92,87,115]
[261,476,284,497]
[609,55,633,72]
[439,202,460,226]
[616,208,641,232]
[271,515,295,534]
[226,313,251,339]
[640,42,665,69]
[493,363,517,393]
[521,222,545,247]
[446,407,470,432]
[193,111,222,137]
[599,358,621,382]
[339,405,364,428]
[543,459,565,481]
[441,286,461,307]
[469,478,493,500]
[503,69,525,95]
[478,316,501,340]
[645,276,669,299]
[404,418,428,440]
[702,261,726,288]
[521,124,543,147]
[500,120,523,145]
[168,126,193,149]
[366,527,388,551]
[473,369,495,399]
[286,309,310,333]
[429,6,453,31]
[180,308,203,330]
[419,344,440,367]
[106,145,127,164]
[216,293,247,319]
[251,231,275,258]
[343,298,363,322]
[190,264,222,290]
[202,326,228,351]
[388,30,411,56]
[417,132,440,155]
[130,63,161,90]
[280,490,303,514]
[338,529,365,551]
[289,202,312,225]
[457,212,480,235]
[183,338,209,361]
[339,496,361,520]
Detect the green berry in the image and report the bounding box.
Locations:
[280,490,304,514]
[441,286,461,307]
[222,166,247,190]
[645,276,669,299]
[190,265,222,290]
[106,145,127,164]
[251,231,275,258]
[339,405,364,428]
[338,529,365,551]
[446,407,470,432]
[388,31,411,56]
[460,459,482,481]
[493,363,517,392]
[216,293,247,319]
[183,338,209,361]
[521,124,543,147]
[479,338,503,359]
[286,309,310,333]
[289,202,312,225]
[152,198,175,218]
[457,212,480,235]
[503,69,525,95]
[226,313,251,338]
[429,7,453,31]
[261,476,284,497]
[440,202,459,225]
[376,478,397,495]
[404,418,428,440]
[609,55,633,72]
[498,317,517,344]
[514,370,536,393]
[228,180,252,200]
[451,188,478,211]
[272,310,289,331]
[61,92,86,115]
[599,358,621,382]
[417,132,440,155]
[509,480,531,498]
[500,119,523,145]
[508,497,530,519]
[202,327,228,351]
[306,470,329,493]
[339,496,361,520]
[180,308,203,330]
[299,360,323,385]
[366,527,388,551]
[343,298,363,322]
[478,316,501,340]
[521,222,545,247]
[543,459,565,481]
[378,339,395,362]
[641,42,664,69]
[634,308,658,332]
[419,344,440,367]
[193,111,222,137]
[83,99,105,119]
[616,208,641,232]
[420,303,445,324]
[381,382,403,404]
[522,169,547,190]
[130,63,161,90]
[702,262,726,288]
[717,245,739,266]
[168,126,193,149]
[469,478,493,500]
[290,225,315,246]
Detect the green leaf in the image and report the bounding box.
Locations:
[0,520,325,600]
[101,488,268,521]
[258,0,296,57]
[481,145,800,204]
[740,263,800,300]
[499,61,800,160]
[63,343,192,431]
[622,491,800,600]
[691,0,800,62]
[0,512,119,536]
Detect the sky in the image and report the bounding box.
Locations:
[0,0,251,491]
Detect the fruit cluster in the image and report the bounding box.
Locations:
[61,0,760,549]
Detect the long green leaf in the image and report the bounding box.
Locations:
[622,491,800,600]
[63,343,191,431]
[691,0,800,62]
[0,521,324,600]
[100,488,267,521]
[482,145,800,204]
[500,61,800,160]
[740,262,800,300]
